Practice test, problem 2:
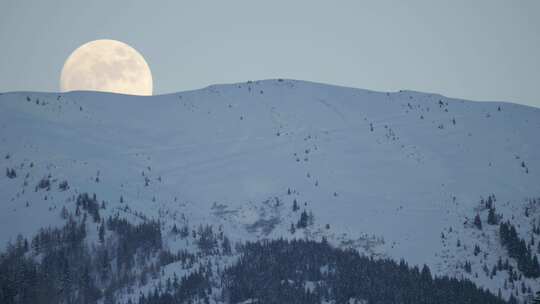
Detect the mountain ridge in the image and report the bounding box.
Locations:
[2,78,537,109]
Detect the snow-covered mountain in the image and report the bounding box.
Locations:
[1,79,539,302]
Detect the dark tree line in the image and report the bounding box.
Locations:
[2,225,512,304]
[138,238,508,304]
[138,269,212,304]
[221,239,507,304]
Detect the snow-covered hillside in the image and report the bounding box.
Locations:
[1,79,539,301]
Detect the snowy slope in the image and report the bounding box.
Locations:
[1,79,539,299]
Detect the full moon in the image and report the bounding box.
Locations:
[60,39,153,96]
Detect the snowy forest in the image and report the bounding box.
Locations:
[0,197,518,304]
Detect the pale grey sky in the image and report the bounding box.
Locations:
[1,1,539,107]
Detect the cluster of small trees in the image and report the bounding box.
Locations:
[158,249,196,270]
[195,224,218,255]
[289,209,315,233]
[106,216,162,271]
[482,195,502,225]
[499,221,540,278]
[491,256,529,290]
[193,224,232,256]
[473,195,501,230]
[5,168,16,179]
[58,180,69,191]
[171,223,189,238]
[31,217,87,255]
[296,210,314,229]
[76,193,101,222]
[473,194,540,289]
[35,176,51,191]
[138,224,234,304]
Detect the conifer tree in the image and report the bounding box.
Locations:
[487,207,498,225]
[292,199,299,212]
[99,221,105,243]
[473,214,482,230]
